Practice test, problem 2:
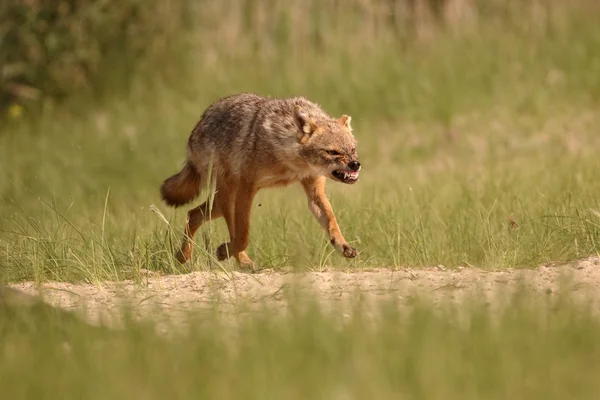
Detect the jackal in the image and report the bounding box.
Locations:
[160,93,361,268]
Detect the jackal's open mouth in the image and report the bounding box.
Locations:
[332,169,359,184]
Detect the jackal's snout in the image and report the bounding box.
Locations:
[332,158,361,184]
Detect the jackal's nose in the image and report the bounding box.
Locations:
[348,161,361,171]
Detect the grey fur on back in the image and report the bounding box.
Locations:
[186,93,333,181]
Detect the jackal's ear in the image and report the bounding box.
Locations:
[294,106,318,144]
[337,115,352,131]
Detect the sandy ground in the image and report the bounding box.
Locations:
[6,256,600,328]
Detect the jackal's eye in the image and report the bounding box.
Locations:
[325,149,342,156]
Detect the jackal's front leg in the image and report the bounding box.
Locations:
[301,177,357,258]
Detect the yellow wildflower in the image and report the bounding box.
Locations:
[7,103,23,119]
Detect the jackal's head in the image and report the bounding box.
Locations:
[295,108,361,184]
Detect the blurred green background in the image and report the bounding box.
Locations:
[1,0,600,281]
[3,2,600,399]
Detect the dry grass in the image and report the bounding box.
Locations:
[1,0,600,282]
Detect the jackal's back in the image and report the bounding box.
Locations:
[186,92,329,178]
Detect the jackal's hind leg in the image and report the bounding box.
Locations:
[216,181,257,269]
[176,198,222,263]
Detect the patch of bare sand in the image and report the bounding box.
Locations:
[7,256,600,327]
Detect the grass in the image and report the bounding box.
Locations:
[2,1,600,282]
[2,4,600,396]
[2,287,600,399]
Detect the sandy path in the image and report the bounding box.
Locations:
[6,256,600,327]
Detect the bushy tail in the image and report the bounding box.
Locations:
[160,161,202,207]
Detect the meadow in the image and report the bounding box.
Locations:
[2,1,600,398]
[2,1,600,282]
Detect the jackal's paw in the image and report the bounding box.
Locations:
[175,249,189,264]
[236,253,256,271]
[239,260,257,272]
[216,243,231,261]
[341,244,357,258]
